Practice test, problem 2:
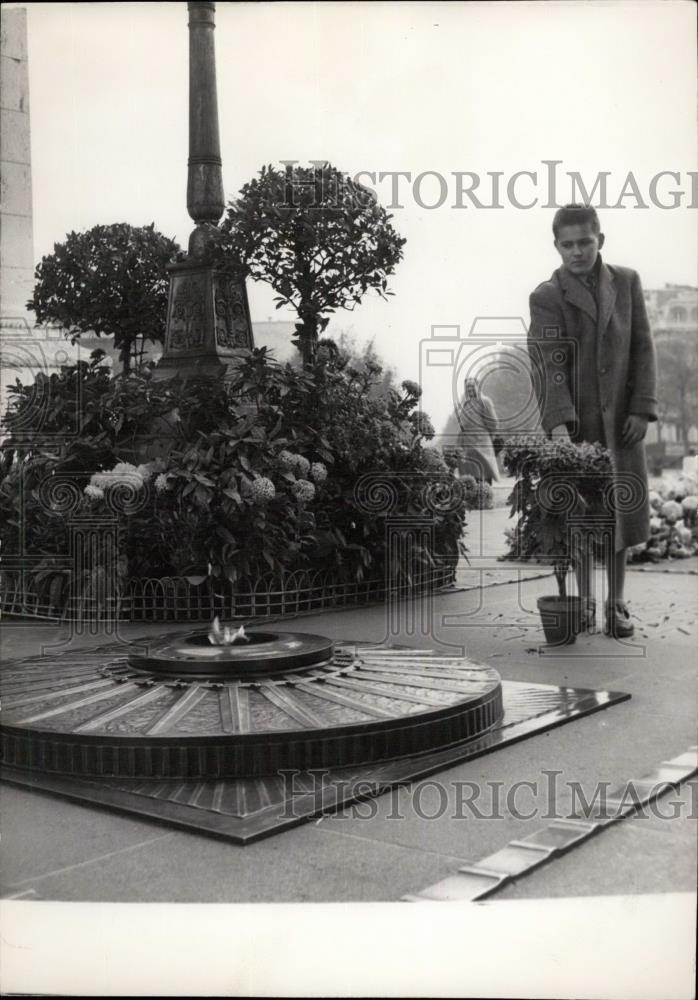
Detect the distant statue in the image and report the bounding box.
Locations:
[455,376,500,484]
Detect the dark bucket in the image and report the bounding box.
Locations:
[536,595,584,645]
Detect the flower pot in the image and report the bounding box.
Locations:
[536,595,584,645]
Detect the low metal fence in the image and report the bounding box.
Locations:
[0,564,456,623]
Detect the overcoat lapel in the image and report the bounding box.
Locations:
[597,261,617,338]
[557,266,597,321]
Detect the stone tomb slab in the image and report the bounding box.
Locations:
[1,637,629,844]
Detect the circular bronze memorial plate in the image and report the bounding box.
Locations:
[127,630,335,679]
[1,640,503,780]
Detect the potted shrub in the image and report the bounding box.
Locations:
[502,437,614,644]
[536,580,584,646]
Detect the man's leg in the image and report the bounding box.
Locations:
[608,547,627,605]
[605,546,633,637]
[572,534,595,629]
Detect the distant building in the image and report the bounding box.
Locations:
[249,320,298,365]
[644,285,698,332]
[90,319,299,370]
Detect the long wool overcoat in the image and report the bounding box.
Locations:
[456,393,500,482]
[527,258,657,550]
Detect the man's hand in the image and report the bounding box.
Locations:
[551,424,571,442]
[621,414,648,447]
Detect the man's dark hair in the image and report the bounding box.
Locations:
[552,204,601,238]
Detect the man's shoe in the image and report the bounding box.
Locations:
[605,601,634,638]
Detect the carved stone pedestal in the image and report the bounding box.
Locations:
[153,261,254,381]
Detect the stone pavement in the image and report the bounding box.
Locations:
[1,509,696,905]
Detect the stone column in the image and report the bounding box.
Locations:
[154,1,254,381]
[0,8,34,323]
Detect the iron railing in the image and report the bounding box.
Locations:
[0,564,457,623]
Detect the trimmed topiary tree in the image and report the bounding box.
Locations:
[216,162,406,365]
[28,223,180,372]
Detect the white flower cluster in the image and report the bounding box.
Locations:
[634,484,698,561]
[244,476,276,504]
[655,473,698,501]
[309,462,328,483]
[660,500,682,524]
[135,459,166,482]
[84,461,139,499]
[83,458,168,501]
[292,479,316,504]
[278,450,310,477]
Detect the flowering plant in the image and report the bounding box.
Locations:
[1,346,464,607]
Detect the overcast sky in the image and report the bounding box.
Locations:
[16,0,698,428]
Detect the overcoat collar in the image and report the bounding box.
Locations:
[556,257,616,334]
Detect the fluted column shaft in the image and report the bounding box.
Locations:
[187,1,224,226]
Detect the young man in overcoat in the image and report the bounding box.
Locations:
[527,204,657,637]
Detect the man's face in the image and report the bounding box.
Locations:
[554,222,605,275]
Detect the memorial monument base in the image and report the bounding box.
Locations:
[152,260,254,382]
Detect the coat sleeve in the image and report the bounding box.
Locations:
[527,287,577,434]
[627,271,658,421]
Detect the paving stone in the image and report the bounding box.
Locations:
[2,814,471,903]
[0,783,173,885]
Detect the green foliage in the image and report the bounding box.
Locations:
[457,474,494,511]
[216,163,406,365]
[28,223,180,371]
[1,349,465,606]
[330,332,399,399]
[500,436,613,592]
